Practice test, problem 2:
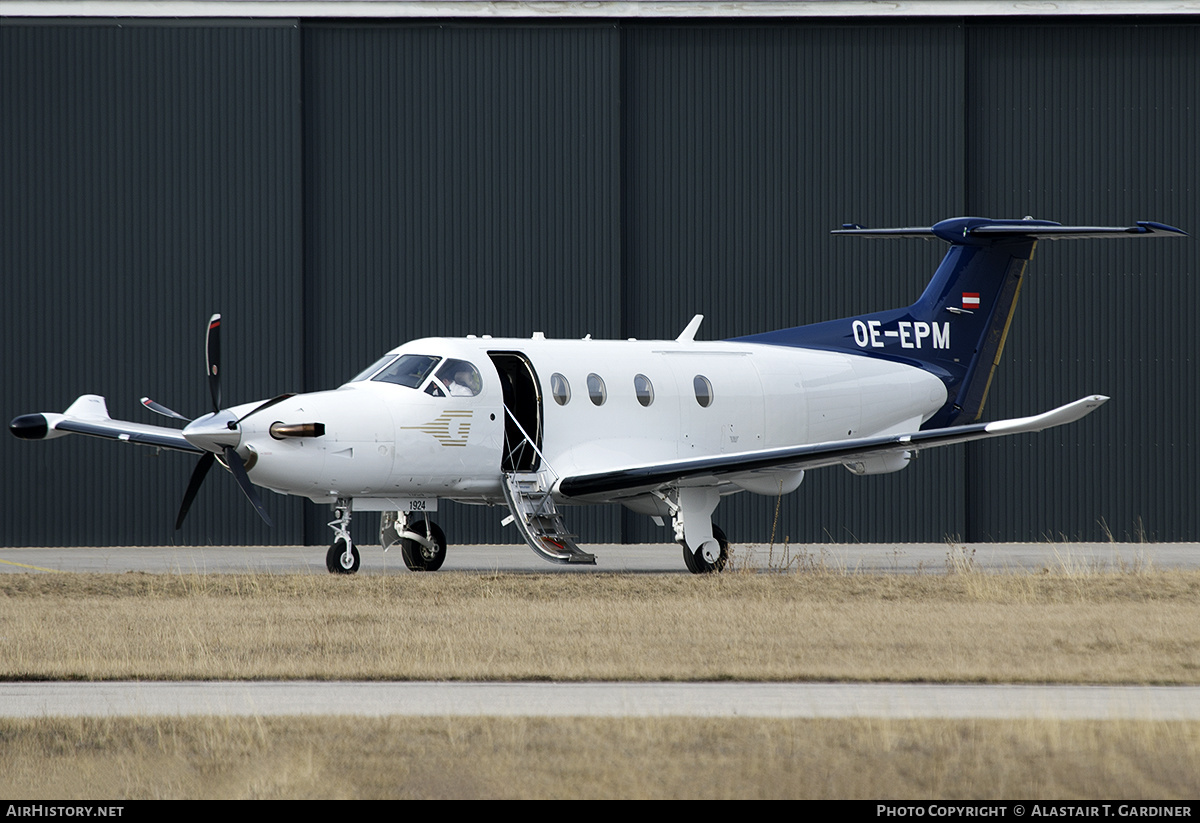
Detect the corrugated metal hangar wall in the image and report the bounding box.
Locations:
[3,17,1197,548]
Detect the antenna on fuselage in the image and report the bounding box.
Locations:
[676,314,704,342]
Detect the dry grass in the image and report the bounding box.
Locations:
[4,567,1200,799]
[2,570,1199,683]
[2,715,1198,799]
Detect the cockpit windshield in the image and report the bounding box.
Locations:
[350,352,484,396]
[371,354,442,388]
[349,354,398,383]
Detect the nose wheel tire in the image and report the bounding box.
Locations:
[401,520,447,572]
[326,537,360,575]
[682,524,729,574]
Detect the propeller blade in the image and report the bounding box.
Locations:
[223,446,274,528]
[236,393,297,425]
[205,314,221,413]
[175,451,216,530]
[141,397,192,423]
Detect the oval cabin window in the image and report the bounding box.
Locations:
[587,373,607,406]
[550,373,571,406]
[693,375,713,408]
[634,374,654,407]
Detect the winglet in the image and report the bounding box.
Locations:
[64,394,111,421]
[677,314,704,342]
[984,394,1109,435]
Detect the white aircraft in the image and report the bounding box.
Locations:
[10,217,1185,574]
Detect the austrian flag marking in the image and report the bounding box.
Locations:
[962,292,981,309]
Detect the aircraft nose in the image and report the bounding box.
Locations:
[182,410,241,454]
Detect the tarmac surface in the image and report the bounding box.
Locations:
[4,681,1200,720]
[0,541,1192,575]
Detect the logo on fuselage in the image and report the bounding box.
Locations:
[851,320,950,350]
[401,409,473,447]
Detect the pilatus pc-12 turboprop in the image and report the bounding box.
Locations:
[11,217,1185,574]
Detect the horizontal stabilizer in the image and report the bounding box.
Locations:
[833,218,1187,243]
[555,396,1108,501]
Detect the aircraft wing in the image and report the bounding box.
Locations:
[554,395,1107,502]
[9,394,201,454]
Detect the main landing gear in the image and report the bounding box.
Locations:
[682,523,729,574]
[656,486,732,575]
[381,510,447,572]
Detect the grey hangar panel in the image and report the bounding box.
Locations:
[2,17,1196,547]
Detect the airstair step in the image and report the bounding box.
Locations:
[502,470,595,566]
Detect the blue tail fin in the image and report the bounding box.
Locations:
[734,217,1185,428]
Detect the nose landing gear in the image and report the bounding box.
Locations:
[326,500,360,574]
[326,536,360,574]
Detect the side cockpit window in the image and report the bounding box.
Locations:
[425,359,483,398]
[372,354,441,388]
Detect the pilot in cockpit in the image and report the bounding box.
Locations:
[447,367,475,396]
[431,359,482,397]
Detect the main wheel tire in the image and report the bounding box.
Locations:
[326,537,360,575]
[400,520,447,572]
[681,524,729,574]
